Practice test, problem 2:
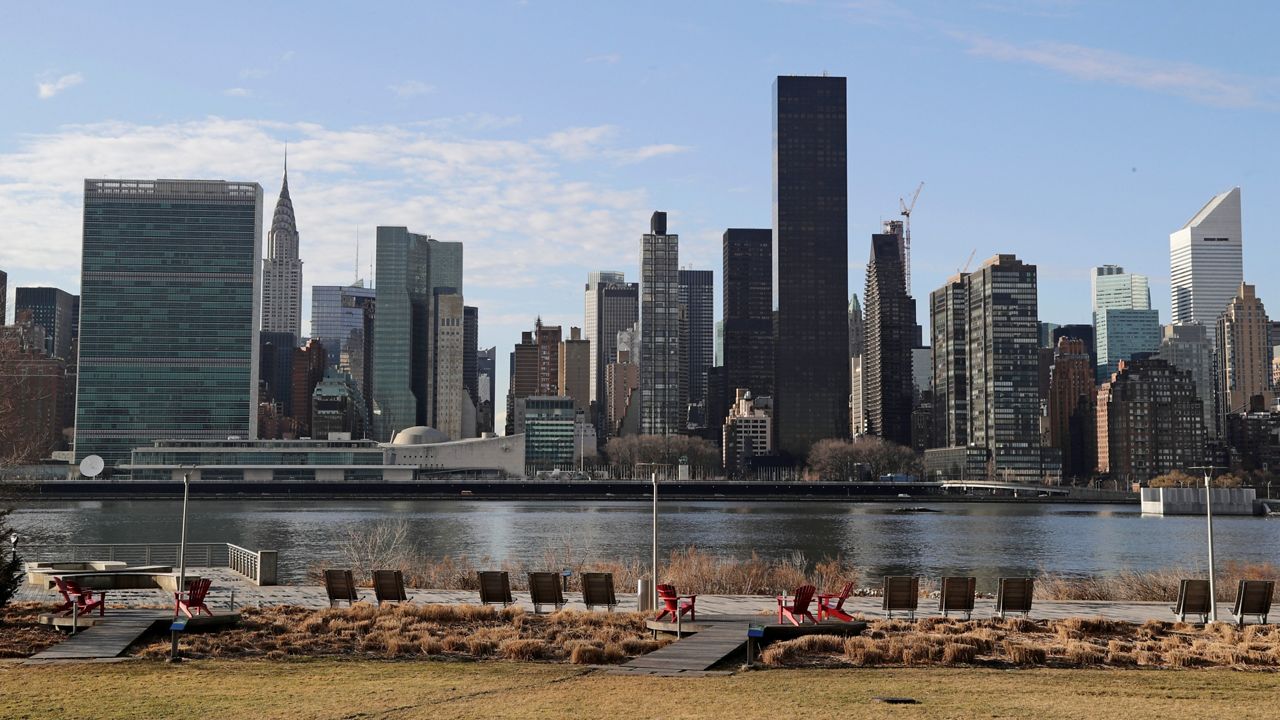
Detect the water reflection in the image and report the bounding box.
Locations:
[12,499,1278,590]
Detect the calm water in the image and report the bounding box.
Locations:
[13,499,1279,589]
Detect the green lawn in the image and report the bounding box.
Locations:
[2,660,1278,719]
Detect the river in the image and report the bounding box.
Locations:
[12,499,1278,589]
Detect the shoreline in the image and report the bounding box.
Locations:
[11,479,1136,503]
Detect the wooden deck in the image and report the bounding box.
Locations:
[28,610,241,662]
[615,616,867,676]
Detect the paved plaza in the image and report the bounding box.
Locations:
[18,568,1205,624]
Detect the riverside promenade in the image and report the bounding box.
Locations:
[16,568,1197,624]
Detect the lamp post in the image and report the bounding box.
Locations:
[9,533,16,564]
[169,467,193,662]
[1189,465,1225,622]
[636,462,668,610]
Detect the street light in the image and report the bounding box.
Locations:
[636,462,669,611]
[9,533,16,564]
[1189,465,1225,622]
[169,466,194,662]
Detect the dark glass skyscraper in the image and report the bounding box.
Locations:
[773,75,850,459]
[723,228,773,400]
[311,282,375,367]
[75,179,262,472]
[15,287,77,359]
[864,233,916,446]
[678,269,714,411]
[463,305,479,411]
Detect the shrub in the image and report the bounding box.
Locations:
[941,642,977,665]
[1065,641,1103,666]
[499,639,550,661]
[568,643,604,665]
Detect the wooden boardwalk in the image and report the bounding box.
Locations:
[28,611,167,662]
[612,623,747,676]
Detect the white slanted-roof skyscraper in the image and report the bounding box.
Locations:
[262,155,303,338]
[1169,187,1243,341]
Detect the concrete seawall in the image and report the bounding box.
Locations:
[1140,487,1260,516]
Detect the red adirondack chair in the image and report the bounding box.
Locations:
[777,584,818,626]
[817,581,855,622]
[655,583,696,622]
[53,577,107,617]
[175,578,214,618]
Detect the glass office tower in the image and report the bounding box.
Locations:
[75,179,262,473]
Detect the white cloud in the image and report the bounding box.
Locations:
[963,35,1272,109]
[388,80,435,97]
[223,87,253,97]
[36,73,84,99]
[585,53,622,65]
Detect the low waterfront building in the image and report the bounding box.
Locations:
[124,430,526,482]
[922,445,990,482]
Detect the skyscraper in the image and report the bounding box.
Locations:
[679,269,714,411]
[586,277,638,430]
[1217,283,1274,418]
[0,269,7,323]
[261,161,303,338]
[966,255,1043,480]
[558,327,591,413]
[463,305,479,412]
[1157,323,1216,438]
[476,346,496,435]
[76,179,262,472]
[930,274,968,448]
[371,226,462,440]
[535,319,561,396]
[1092,265,1160,381]
[1046,337,1096,480]
[506,331,538,436]
[430,291,466,439]
[1097,358,1205,481]
[864,232,915,447]
[773,75,850,458]
[14,287,76,359]
[848,293,864,358]
[1170,187,1243,341]
[640,211,681,435]
[311,282,375,367]
[722,228,773,404]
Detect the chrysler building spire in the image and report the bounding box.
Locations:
[262,153,303,338]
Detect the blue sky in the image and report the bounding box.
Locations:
[2,1,1278,410]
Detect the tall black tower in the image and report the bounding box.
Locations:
[773,75,850,459]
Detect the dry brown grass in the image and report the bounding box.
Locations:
[131,603,669,664]
[0,602,63,658]
[756,616,1280,671]
[313,531,859,596]
[1037,561,1280,601]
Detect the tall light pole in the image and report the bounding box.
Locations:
[169,466,193,662]
[1189,465,1225,622]
[637,462,668,610]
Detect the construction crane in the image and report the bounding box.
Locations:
[958,248,976,276]
[899,182,924,293]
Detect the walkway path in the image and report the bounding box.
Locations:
[15,574,1203,624]
[613,622,746,676]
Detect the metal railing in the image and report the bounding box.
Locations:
[22,542,277,586]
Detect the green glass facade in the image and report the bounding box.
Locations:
[523,396,576,467]
[371,227,463,441]
[75,179,263,473]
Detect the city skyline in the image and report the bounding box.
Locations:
[3,3,1280,423]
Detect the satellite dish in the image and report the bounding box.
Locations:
[79,455,105,478]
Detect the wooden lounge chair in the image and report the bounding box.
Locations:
[53,577,107,617]
[324,569,360,607]
[1170,579,1211,623]
[996,577,1034,618]
[175,578,214,618]
[881,576,919,619]
[373,570,408,605]
[939,576,976,620]
[655,584,696,622]
[581,572,617,612]
[527,572,566,613]
[777,585,818,626]
[477,571,513,607]
[1231,579,1274,628]
[818,581,855,622]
